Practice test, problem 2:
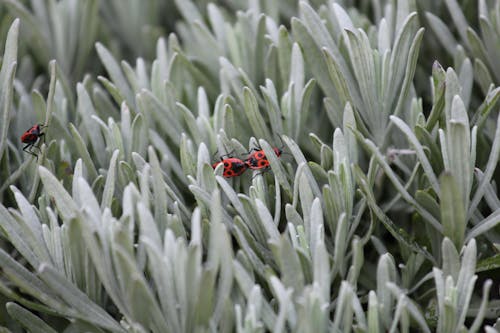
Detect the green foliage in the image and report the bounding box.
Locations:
[0,0,500,332]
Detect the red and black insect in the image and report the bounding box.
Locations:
[21,124,46,159]
[244,147,283,170]
[212,157,248,178]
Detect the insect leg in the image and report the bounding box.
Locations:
[22,143,38,160]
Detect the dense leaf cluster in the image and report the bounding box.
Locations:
[0,0,499,332]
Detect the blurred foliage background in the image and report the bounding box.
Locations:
[0,0,499,332]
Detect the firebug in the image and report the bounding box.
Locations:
[21,124,46,160]
[212,157,248,178]
[244,147,283,170]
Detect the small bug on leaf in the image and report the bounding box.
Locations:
[21,123,46,160]
[212,157,248,178]
[244,146,283,170]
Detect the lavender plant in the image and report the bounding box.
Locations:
[0,0,499,332]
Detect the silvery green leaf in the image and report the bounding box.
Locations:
[353,165,435,262]
[11,187,49,257]
[293,169,313,236]
[97,77,125,113]
[6,302,58,333]
[425,12,457,55]
[39,166,79,221]
[313,240,330,301]
[112,245,169,332]
[68,124,98,180]
[324,96,342,128]
[446,95,471,206]
[100,150,119,210]
[367,291,380,333]
[476,251,500,273]
[344,28,378,128]
[478,17,500,81]
[351,134,441,233]
[141,237,179,332]
[468,112,500,218]
[243,88,272,141]
[180,134,196,177]
[148,147,168,232]
[457,238,476,277]
[216,176,250,220]
[283,135,321,199]
[177,102,202,144]
[440,173,466,250]
[121,61,140,94]
[239,195,270,245]
[386,283,431,333]
[0,18,18,85]
[291,17,338,100]
[444,68,461,123]
[0,203,42,271]
[474,59,494,95]
[441,238,460,280]
[309,198,324,259]
[270,233,307,295]
[269,276,294,332]
[332,281,354,331]
[254,199,280,242]
[285,204,304,229]
[208,193,234,325]
[233,259,276,330]
[377,253,396,327]
[258,139,291,196]
[342,102,358,164]
[458,58,473,108]
[390,116,439,194]
[128,114,147,158]
[296,78,316,139]
[443,0,468,42]
[0,19,18,163]
[466,209,500,242]
[472,87,500,130]
[207,4,226,47]
[137,201,161,250]
[333,213,347,277]
[469,279,493,333]
[390,27,424,125]
[347,237,364,285]
[96,42,134,106]
[277,26,292,85]
[74,177,101,224]
[135,162,151,208]
[0,248,64,313]
[175,52,218,98]
[484,326,499,333]
[414,191,440,221]
[290,43,304,106]
[331,2,355,32]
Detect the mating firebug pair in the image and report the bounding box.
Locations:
[21,123,46,160]
[212,146,284,178]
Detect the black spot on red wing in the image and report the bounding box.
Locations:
[224,162,229,167]
[256,152,264,158]
[248,158,259,168]
[258,160,268,168]
[224,170,234,177]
